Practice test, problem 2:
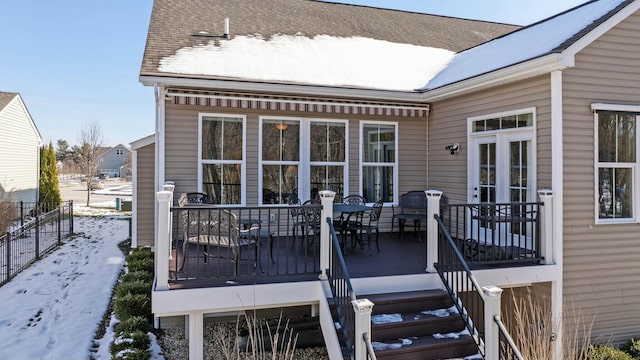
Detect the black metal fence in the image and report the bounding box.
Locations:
[0,201,74,286]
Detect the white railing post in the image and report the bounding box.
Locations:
[155,190,172,291]
[319,190,336,280]
[352,298,374,360]
[425,190,443,273]
[482,285,503,360]
[537,190,554,265]
[163,182,175,260]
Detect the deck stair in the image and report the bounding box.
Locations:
[350,289,479,360]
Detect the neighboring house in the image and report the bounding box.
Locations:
[0,92,42,203]
[137,0,640,358]
[97,144,131,178]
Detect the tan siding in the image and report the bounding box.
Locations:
[0,97,40,202]
[562,11,640,344]
[163,103,427,230]
[136,143,156,247]
[428,75,552,204]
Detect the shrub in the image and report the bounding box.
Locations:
[588,345,633,360]
[0,197,14,234]
[127,247,153,262]
[121,270,153,284]
[116,280,150,298]
[115,316,152,335]
[114,293,151,322]
[126,258,154,274]
[621,337,640,358]
[110,330,151,360]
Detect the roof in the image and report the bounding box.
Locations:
[0,92,18,112]
[140,0,519,92]
[423,0,633,90]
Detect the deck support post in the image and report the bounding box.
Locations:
[538,190,554,265]
[482,285,503,360]
[319,190,336,280]
[425,190,443,273]
[352,298,374,360]
[186,311,204,360]
[156,189,173,291]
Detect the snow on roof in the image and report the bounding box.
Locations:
[158,34,455,92]
[423,0,628,90]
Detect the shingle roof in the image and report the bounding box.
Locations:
[0,92,18,112]
[140,0,519,78]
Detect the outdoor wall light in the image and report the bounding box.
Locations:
[445,143,460,155]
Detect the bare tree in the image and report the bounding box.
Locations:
[77,122,106,206]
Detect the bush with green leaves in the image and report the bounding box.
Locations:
[127,247,153,262]
[588,345,633,360]
[110,330,151,360]
[121,270,153,285]
[116,280,151,298]
[126,258,154,274]
[621,337,640,358]
[115,316,153,335]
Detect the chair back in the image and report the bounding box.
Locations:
[343,195,366,205]
[184,209,239,247]
[368,200,384,224]
[186,192,211,204]
[301,202,321,230]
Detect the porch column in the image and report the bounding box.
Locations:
[319,190,336,280]
[425,190,443,273]
[155,190,172,291]
[482,285,503,360]
[186,311,204,360]
[352,299,374,360]
[537,190,554,265]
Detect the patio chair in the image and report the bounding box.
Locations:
[391,191,427,241]
[300,200,322,250]
[288,197,304,247]
[353,199,384,254]
[185,192,212,204]
[179,208,258,276]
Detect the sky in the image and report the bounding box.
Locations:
[1,0,589,148]
[0,214,163,359]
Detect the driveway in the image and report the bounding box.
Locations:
[60,178,132,206]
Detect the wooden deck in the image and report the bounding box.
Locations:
[168,231,429,289]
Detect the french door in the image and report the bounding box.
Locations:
[469,131,535,245]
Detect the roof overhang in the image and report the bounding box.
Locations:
[421,53,571,102]
[130,134,155,150]
[139,74,425,103]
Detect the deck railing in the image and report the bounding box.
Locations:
[0,201,74,286]
[439,202,543,265]
[434,214,486,358]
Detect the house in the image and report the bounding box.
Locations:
[137,0,640,358]
[97,144,131,178]
[0,92,42,203]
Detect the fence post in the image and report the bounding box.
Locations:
[69,200,74,234]
[537,190,554,265]
[35,216,40,260]
[352,298,374,360]
[6,232,11,281]
[57,205,62,244]
[425,190,443,273]
[319,190,336,281]
[482,285,503,360]
[156,190,173,291]
[20,201,24,228]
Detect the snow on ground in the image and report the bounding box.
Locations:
[0,215,157,359]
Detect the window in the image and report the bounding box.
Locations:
[116,149,124,155]
[260,117,346,204]
[595,111,637,222]
[360,122,397,204]
[199,114,245,205]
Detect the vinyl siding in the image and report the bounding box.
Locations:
[562,10,640,344]
[0,97,40,203]
[163,101,428,230]
[427,75,552,204]
[136,143,156,248]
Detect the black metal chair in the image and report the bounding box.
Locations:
[185,192,212,204]
[353,200,384,254]
[391,191,427,241]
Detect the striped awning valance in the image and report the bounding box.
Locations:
[166,91,429,118]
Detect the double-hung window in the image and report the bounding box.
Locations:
[360,121,397,204]
[594,104,639,223]
[199,114,245,205]
[260,117,347,204]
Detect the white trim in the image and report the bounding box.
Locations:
[131,148,139,248]
[141,75,426,103]
[550,70,563,359]
[258,116,349,204]
[423,54,567,102]
[198,113,247,206]
[131,134,155,150]
[591,103,640,113]
[359,120,399,205]
[563,1,640,64]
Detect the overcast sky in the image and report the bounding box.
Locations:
[0,0,589,147]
